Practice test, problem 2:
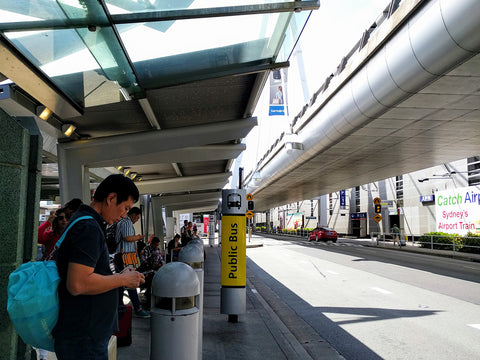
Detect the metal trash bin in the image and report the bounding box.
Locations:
[179,242,205,359]
[150,262,200,360]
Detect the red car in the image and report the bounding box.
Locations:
[308,227,338,242]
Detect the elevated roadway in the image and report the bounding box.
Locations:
[245,0,480,210]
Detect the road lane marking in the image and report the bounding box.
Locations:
[371,287,392,295]
[468,324,480,330]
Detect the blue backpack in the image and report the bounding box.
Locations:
[7,216,93,351]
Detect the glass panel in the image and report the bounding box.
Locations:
[1,0,141,106]
[117,12,289,88]
[0,1,68,23]
[5,28,94,106]
[0,0,313,107]
[276,10,311,62]
[106,0,292,14]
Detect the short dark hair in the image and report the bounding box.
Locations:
[174,234,181,239]
[93,174,139,204]
[63,198,82,212]
[151,236,161,244]
[128,206,141,216]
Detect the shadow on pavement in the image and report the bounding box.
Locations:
[246,257,441,360]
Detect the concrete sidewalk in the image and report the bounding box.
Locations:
[116,241,344,360]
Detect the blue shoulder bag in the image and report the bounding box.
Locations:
[7,216,93,351]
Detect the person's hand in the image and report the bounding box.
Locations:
[47,213,56,224]
[121,268,145,288]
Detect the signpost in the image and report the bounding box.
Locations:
[220,189,247,322]
[373,214,382,223]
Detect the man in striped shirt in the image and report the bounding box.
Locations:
[115,207,150,318]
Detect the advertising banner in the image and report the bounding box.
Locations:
[435,186,480,235]
[268,69,288,116]
[203,214,209,234]
[286,212,303,230]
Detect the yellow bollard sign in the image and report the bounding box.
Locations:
[221,215,246,287]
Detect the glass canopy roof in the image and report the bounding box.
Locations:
[0,1,317,109]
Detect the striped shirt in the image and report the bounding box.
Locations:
[115,216,136,253]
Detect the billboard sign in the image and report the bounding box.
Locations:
[268,69,288,116]
[435,186,480,235]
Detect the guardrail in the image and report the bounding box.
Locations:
[253,229,480,254]
[255,228,312,238]
[371,232,480,254]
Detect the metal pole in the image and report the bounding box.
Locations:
[238,167,243,189]
[220,189,247,323]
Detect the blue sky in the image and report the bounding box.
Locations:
[238,0,390,185]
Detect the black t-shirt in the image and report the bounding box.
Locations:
[54,204,119,341]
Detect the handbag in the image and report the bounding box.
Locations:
[7,216,93,351]
[113,238,140,271]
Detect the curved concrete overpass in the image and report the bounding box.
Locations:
[246,0,480,210]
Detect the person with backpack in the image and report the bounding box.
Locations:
[53,174,145,360]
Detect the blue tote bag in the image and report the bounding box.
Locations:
[7,216,93,351]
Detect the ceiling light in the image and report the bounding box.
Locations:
[116,166,123,171]
[124,169,131,176]
[61,124,76,137]
[130,172,138,180]
[37,106,52,121]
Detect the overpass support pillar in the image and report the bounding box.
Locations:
[57,144,91,204]
[266,211,271,232]
[165,207,175,239]
[318,195,328,226]
[151,197,166,248]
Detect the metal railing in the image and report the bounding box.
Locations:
[254,228,480,254]
[371,232,480,254]
[254,228,312,238]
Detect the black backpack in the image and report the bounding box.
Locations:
[105,223,118,254]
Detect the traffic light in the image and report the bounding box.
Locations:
[248,200,254,211]
[375,204,381,213]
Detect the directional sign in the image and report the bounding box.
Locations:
[373,197,381,205]
[373,214,382,223]
[246,210,254,219]
[246,193,253,201]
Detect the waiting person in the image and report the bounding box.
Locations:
[115,207,150,318]
[182,221,193,246]
[167,234,182,262]
[143,236,165,271]
[62,198,83,221]
[37,208,68,260]
[391,224,400,246]
[139,237,165,309]
[53,174,145,360]
[180,219,188,237]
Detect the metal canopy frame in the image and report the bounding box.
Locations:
[0,0,319,211]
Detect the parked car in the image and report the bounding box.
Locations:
[308,227,338,242]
